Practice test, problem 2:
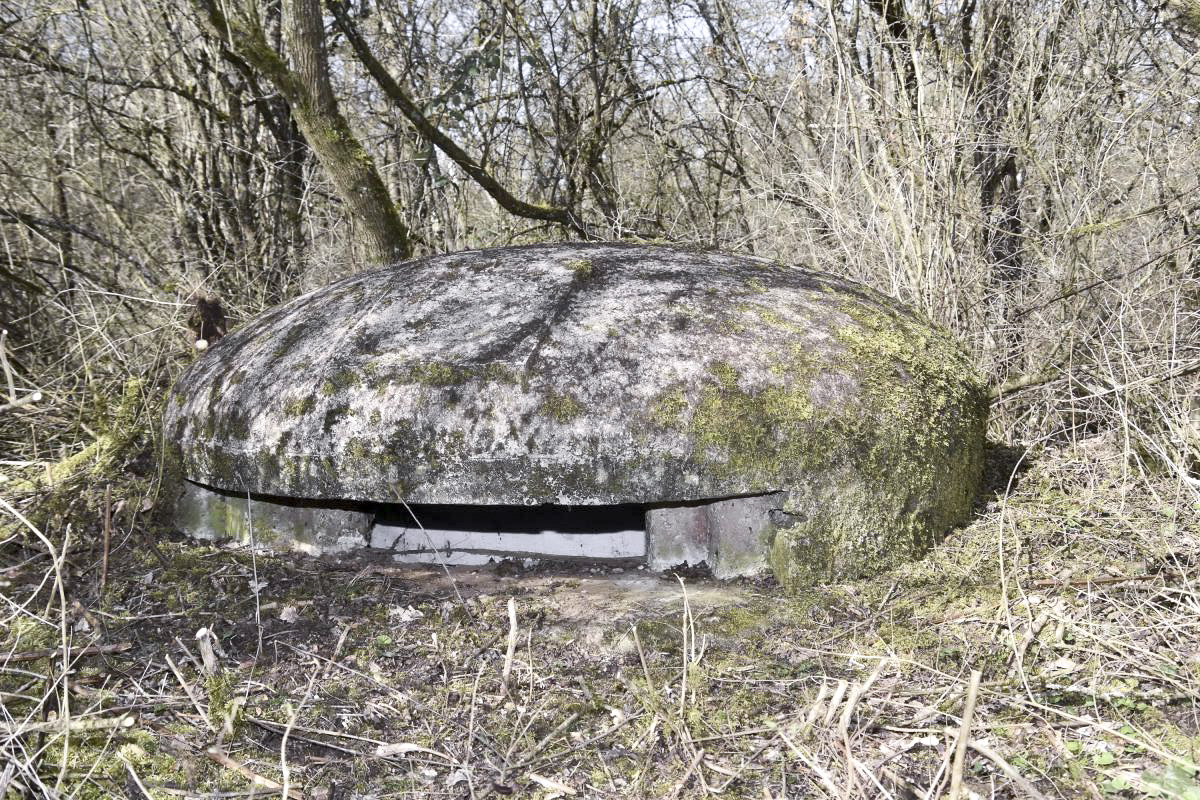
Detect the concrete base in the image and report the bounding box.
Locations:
[645,493,784,578]
[646,504,709,571]
[175,482,783,576]
[370,503,646,565]
[175,481,372,555]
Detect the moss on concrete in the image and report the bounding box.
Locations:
[404,360,474,387]
[645,304,985,591]
[542,390,583,422]
[283,393,314,419]
[174,481,371,553]
[481,363,519,384]
[687,357,823,487]
[650,386,687,428]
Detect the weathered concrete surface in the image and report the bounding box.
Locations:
[165,242,988,587]
[646,504,709,571]
[176,481,372,555]
[707,493,782,579]
[645,493,783,578]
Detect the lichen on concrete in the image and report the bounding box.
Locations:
[164,243,987,587]
[175,480,372,555]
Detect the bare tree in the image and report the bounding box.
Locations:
[0,0,1195,480]
[192,0,411,262]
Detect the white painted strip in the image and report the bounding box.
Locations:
[370,523,646,562]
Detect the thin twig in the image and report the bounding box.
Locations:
[823,679,849,727]
[948,669,982,800]
[121,756,154,800]
[281,661,322,800]
[1029,574,1163,588]
[667,746,706,800]
[6,640,131,663]
[778,729,843,798]
[1009,609,1051,668]
[0,391,41,413]
[0,329,16,401]
[206,746,304,799]
[528,772,578,795]
[100,482,112,597]
[502,596,518,695]
[968,739,1050,800]
[513,712,581,769]
[3,712,135,735]
[165,653,215,732]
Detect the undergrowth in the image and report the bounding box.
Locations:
[3,432,1199,798]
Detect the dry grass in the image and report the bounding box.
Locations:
[3,435,1198,798]
[2,0,1198,794]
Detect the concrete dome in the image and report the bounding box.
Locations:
[165,243,987,587]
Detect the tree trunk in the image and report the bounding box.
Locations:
[283,0,409,262]
[966,5,1026,373]
[194,0,410,262]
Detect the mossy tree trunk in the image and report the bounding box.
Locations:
[325,0,586,236]
[193,0,410,263]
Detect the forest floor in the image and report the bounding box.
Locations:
[4,435,1200,799]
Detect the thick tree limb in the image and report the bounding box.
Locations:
[192,0,410,262]
[327,0,586,235]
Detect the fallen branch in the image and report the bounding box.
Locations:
[3,435,113,493]
[969,739,1050,800]
[3,712,135,736]
[666,746,705,800]
[0,391,41,413]
[778,729,842,798]
[501,596,518,695]
[989,370,1061,401]
[374,741,455,761]
[100,483,112,597]
[1009,610,1052,668]
[6,640,132,663]
[528,772,578,796]
[4,378,141,492]
[205,746,304,799]
[839,659,888,736]
[165,653,215,732]
[948,669,983,800]
[1029,573,1164,588]
[517,711,581,767]
[121,756,154,800]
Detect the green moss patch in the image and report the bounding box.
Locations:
[542,389,583,422]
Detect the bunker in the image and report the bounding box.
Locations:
[164,243,987,589]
